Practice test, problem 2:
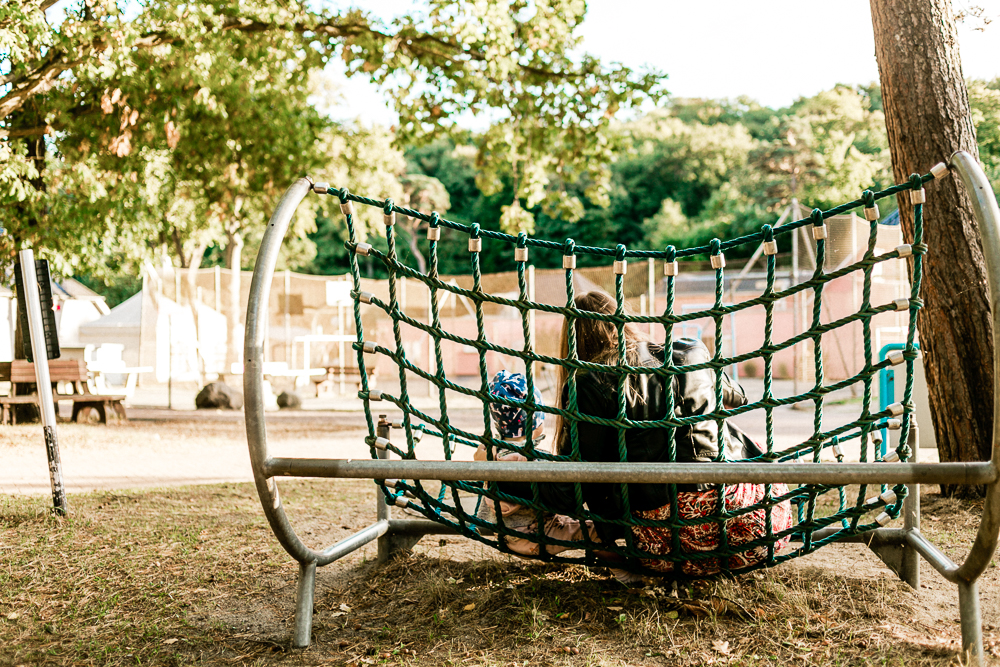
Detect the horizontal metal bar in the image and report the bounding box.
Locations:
[906,529,960,581]
[317,520,388,566]
[266,458,997,486]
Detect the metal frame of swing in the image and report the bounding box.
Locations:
[244,151,1000,665]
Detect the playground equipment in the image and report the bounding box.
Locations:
[245,152,1000,664]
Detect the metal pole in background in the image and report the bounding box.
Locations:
[19,249,67,516]
[167,313,173,410]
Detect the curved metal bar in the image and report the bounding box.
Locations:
[244,177,348,567]
[949,151,1000,583]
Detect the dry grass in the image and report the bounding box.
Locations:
[1,479,997,667]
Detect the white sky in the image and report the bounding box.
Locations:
[324,0,1000,125]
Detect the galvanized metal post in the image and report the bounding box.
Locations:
[901,422,920,589]
[292,560,316,648]
[958,579,984,666]
[19,249,67,516]
[376,416,392,563]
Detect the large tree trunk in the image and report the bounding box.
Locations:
[872,0,991,497]
[224,230,244,378]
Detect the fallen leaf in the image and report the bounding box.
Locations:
[339,603,352,612]
[6,613,18,621]
[463,603,475,611]
[607,606,623,612]
[331,611,346,618]
[163,638,178,645]
[712,640,731,655]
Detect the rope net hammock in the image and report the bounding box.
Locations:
[322,169,934,577]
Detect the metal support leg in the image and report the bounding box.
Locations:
[292,560,317,648]
[901,423,920,589]
[958,579,984,666]
[376,416,393,564]
[375,415,423,563]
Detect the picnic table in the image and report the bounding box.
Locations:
[0,360,126,425]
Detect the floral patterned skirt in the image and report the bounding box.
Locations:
[631,483,794,577]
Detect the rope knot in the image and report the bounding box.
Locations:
[665,245,676,262]
[517,232,527,248]
[615,244,626,261]
[909,173,923,190]
[709,238,721,256]
[470,223,481,239]
[761,224,774,242]
[811,208,824,226]
[383,198,394,215]
[338,188,350,203]
[430,212,440,228]
[563,238,576,255]
[861,189,876,208]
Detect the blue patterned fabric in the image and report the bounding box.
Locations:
[488,370,545,439]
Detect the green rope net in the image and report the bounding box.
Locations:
[326,170,931,578]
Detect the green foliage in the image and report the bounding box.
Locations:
[2,0,662,279]
[969,78,1000,194]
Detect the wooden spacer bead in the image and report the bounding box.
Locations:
[427,226,440,241]
[893,298,910,312]
[887,402,905,417]
[356,242,372,256]
[312,182,330,194]
[812,224,828,240]
[879,489,898,505]
[930,162,949,179]
[393,497,409,508]
[384,211,395,227]
[896,244,912,258]
[874,511,893,526]
[864,204,880,221]
[563,255,576,270]
[910,188,926,205]
[373,436,390,450]
[362,341,377,354]
[710,253,725,269]
[763,240,778,256]
[359,291,374,304]
[886,418,902,430]
[369,389,383,401]
[832,443,844,458]
[389,419,405,429]
[340,200,354,216]
[469,238,482,252]
[664,261,679,276]
[515,246,528,263]
[883,450,900,463]
[887,350,905,366]
[613,259,627,275]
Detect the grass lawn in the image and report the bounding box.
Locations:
[1,480,997,666]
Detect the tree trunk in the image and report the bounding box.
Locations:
[224,230,244,378]
[872,0,991,497]
[405,221,428,274]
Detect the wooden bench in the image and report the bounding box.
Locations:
[0,360,127,425]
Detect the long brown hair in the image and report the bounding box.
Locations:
[553,291,651,448]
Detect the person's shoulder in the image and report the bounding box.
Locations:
[671,337,710,364]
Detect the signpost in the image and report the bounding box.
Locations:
[17,249,68,515]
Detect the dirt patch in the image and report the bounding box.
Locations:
[1,478,997,667]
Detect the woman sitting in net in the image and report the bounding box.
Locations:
[541,291,793,577]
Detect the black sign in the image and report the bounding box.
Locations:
[14,259,61,361]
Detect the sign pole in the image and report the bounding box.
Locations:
[18,249,68,515]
